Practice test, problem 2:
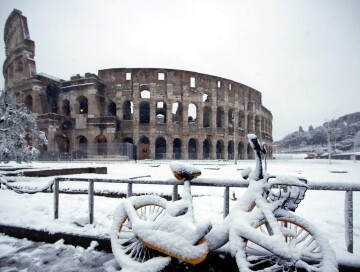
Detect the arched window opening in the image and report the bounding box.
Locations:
[46,84,60,114]
[216,140,224,159]
[156,101,167,124]
[24,95,33,111]
[123,137,133,144]
[140,85,150,98]
[202,94,208,103]
[203,107,211,128]
[203,139,211,159]
[238,111,245,129]
[188,138,197,159]
[238,142,244,160]
[188,103,197,123]
[216,107,225,128]
[173,138,182,159]
[61,120,73,130]
[62,99,71,116]
[228,141,234,159]
[97,134,107,155]
[56,135,70,153]
[172,102,183,123]
[139,136,150,160]
[155,137,167,159]
[139,102,150,123]
[123,100,133,120]
[108,101,116,116]
[77,96,88,114]
[77,136,88,158]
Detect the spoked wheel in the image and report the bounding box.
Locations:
[111,196,171,271]
[239,212,337,271]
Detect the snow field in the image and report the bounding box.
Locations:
[0,159,359,267]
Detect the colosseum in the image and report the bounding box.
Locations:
[3,9,273,161]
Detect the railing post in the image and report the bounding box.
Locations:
[88,180,94,224]
[345,191,353,253]
[224,186,230,219]
[127,183,133,198]
[54,179,59,219]
[172,184,178,201]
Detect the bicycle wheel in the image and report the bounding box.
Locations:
[111,196,171,272]
[233,211,337,272]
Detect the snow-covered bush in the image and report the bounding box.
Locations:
[0,91,47,163]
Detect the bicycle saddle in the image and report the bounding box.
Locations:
[169,162,201,181]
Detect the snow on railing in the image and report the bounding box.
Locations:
[53,177,360,254]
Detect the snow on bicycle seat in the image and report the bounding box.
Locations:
[170,162,201,181]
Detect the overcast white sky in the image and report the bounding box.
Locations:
[0,0,359,140]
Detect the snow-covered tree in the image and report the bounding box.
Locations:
[0,91,47,163]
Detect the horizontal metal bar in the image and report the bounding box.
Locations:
[54,177,360,191]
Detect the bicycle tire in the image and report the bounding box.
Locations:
[111,195,171,272]
[231,210,338,272]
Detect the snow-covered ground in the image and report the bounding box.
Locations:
[0,159,359,270]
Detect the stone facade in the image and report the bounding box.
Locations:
[3,9,273,160]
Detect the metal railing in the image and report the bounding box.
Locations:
[53,176,360,253]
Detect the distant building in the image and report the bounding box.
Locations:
[3,9,273,160]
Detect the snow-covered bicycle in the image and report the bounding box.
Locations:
[111,134,338,271]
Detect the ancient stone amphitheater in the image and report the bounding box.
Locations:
[3,9,273,160]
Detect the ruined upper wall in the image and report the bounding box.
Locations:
[98,67,267,110]
[3,9,36,90]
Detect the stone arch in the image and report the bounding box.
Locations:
[123,137,133,144]
[46,84,60,114]
[228,140,234,159]
[188,138,198,159]
[155,137,166,159]
[203,138,212,159]
[55,135,70,153]
[203,106,212,128]
[247,101,254,111]
[172,102,183,123]
[77,135,88,157]
[203,89,212,103]
[238,111,245,129]
[24,94,33,111]
[123,100,133,120]
[139,136,150,160]
[216,140,224,159]
[238,142,244,160]
[188,103,197,123]
[108,101,116,116]
[216,107,225,128]
[139,101,150,123]
[156,101,167,124]
[61,120,73,130]
[96,134,108,155]
[140,85,150,98]
[77,96,88,114]
[173,138,182,159]
[62,99,71,116]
